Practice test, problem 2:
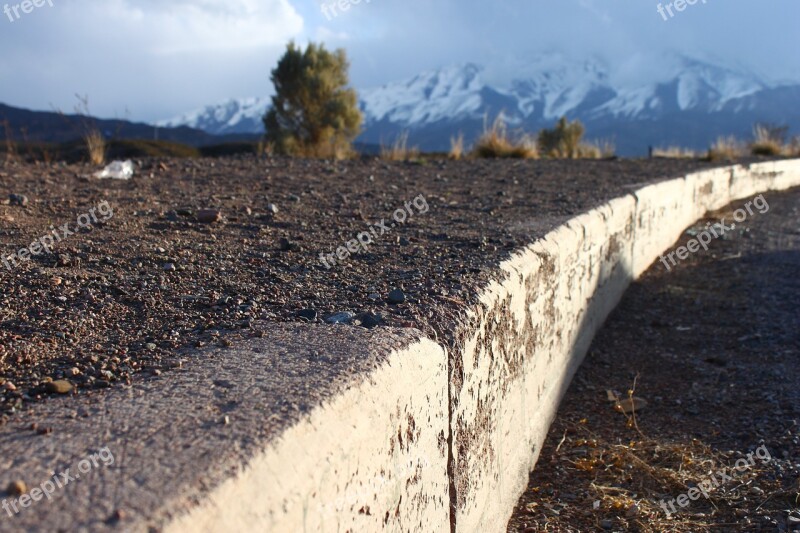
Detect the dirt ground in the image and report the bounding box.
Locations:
[0,156,726,421]
[507,188,800,532]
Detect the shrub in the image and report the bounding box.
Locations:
[538,117,585,158]
[380,131,419,161]
[750,123,788,156]
[472,116,537,159]
[707,136,745,161]
[263,42,362,159]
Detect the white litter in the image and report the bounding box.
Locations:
[94,160,135,180]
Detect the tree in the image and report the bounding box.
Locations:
[263,42,362,158]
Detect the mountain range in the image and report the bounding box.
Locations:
[158,55,800,156]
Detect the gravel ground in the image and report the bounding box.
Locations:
[0,156,753,421]
[507,188,800,532]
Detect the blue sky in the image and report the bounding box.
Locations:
[1,0,798,122]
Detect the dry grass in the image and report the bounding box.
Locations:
[472,116,538,159]
[2,119,18,163]
[652,146,701,159]
[84,129,106,165]
[579,139,616,159]
[707,136,745,161]
[449,132,465,160]
[380,131,420,161]
[790,137,800,157]
[541,425,791,532]
[750,124,786,156]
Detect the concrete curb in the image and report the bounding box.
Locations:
[450,160,800,531]
[1,160,798,532]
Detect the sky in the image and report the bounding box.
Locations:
[1,0,799,123]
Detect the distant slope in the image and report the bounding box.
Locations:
[0,103,259,146]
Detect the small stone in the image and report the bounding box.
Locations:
[266,203,279,215]
[163,263,176,272]
[45,380,73,394]
[287,194,300,203]
[278,237,296,252]
[357,312,383,329]
[297,309,318,321]
[51,277,63,286]
[614,397,648,414]
[197,209,222,224]
[600,519,614,530]
[9,194,28,207]
[3,381,16,391]
[388,289,406,304]
[325,312,354,325]
[7,480,26,496]
[145,343,157,351]
[368,293,381,301]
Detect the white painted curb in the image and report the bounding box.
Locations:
[450,160,800,531]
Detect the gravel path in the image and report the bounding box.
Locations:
[507,187,800,532]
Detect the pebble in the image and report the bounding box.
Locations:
[279,237,295,252]
[2,381,16,391]
[197,209,222,224]
[297,309,318,321]
[357,312,383,329]
[45,380,73,394]
[388,289,406,304]
[163,263,176,272]
[145,343,157,351]
[7,480,26,496]
[325,312,353,325]
[267,203,279,215]
[287,194,300,203]
[9,194,28,207]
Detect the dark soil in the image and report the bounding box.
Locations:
[0,156,749,421]
[507,188,800,532]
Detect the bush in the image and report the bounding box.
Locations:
[707,136,745,162]
[537,117,585,158]
[750,123,788,156]
[263,42,362,159]
[472,116,537,159]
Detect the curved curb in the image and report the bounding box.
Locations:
[450,160,800,531]
[0,160,797,532]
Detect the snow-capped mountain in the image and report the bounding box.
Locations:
[157,96,270,135]
[158,55,800,155]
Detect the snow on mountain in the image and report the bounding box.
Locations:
[157,96,270,135]
[360,63,486,125]
[157,54,797,155]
